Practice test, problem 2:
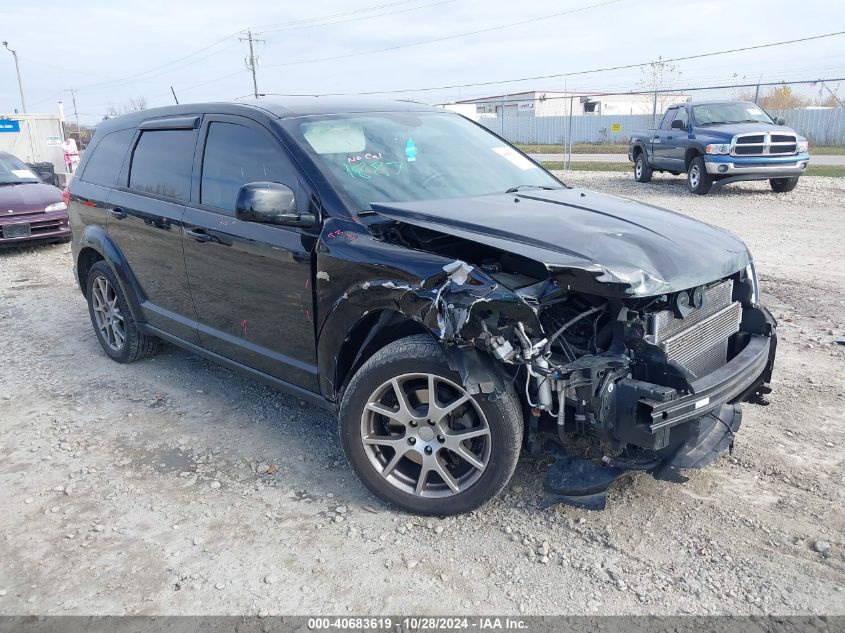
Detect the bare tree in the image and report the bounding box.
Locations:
[757,86,810,111]
[639,58,683,112]
[103,96,148,119]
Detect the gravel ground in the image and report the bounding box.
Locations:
[0,172,843,616]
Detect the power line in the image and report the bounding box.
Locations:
[261,0,622,69]
[252,0,430,31]
[74,31,241,92]
[427,77,845,105]
[255,30,845,97]
[258,0,456,35]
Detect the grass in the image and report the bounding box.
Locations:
[542,161,629,172]
[811,146,845,155]
[516,143,628,154]
[541,161,845,177]
[520,143,845,156]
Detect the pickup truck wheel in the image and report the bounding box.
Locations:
[687,156,713,195]
[634,153,652,183]
[770,177,799,193]
[86,261,158,363]
[338,335,522,515]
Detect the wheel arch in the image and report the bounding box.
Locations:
[75,225,145,320]
[336,310,432,397]
[684,146,703,170]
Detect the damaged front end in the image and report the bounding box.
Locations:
[357,191,777,510]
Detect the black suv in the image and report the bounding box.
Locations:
[69,100,777,515]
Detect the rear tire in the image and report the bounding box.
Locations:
[634,153,652,183]
[86,261,157,363]
[687,156,713,195]
[338,335,522,515]
[769,177,799,193]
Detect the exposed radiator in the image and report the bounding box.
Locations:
[647,279,742,378]
[659,302,742,378]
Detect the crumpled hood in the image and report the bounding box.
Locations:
[371,188,751,297]
[0,182,62,216]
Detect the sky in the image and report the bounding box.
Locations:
[1,0,844,124]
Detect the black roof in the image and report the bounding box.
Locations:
[95,97,439,133]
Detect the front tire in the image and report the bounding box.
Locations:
[687,156,713,195]
[634,153,652,183]
[770,176,799,193]
[338,335,522,515]
[86,261,157,363]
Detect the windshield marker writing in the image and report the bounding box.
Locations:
[405,138,417,162]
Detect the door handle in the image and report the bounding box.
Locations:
[108,208,127,220]
[185,228,215,243]
[666,135,673,140]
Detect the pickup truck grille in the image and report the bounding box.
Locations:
[733,132,797,156]
[647,279,742,379]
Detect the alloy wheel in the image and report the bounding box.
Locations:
[360,373,491,498]
[91,276,125,352]
[689,164,700,188]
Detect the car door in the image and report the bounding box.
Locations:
[663,105,690,170]
[106,117,200,343]
[182,115,320,391]
[651,107,677,169]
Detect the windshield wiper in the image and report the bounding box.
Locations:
[505,184,560,193]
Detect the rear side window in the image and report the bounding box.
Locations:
[129,130,196,200]
[200,122,292,213]
[81,129,134,187]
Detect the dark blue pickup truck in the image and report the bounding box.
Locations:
[629,101,810,195]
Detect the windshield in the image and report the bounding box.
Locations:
[692,103,774,126]
[282,111,562,211]
[0,153,40,185]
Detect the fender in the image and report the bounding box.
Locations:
[314,217,543,400]
[76,225,146,322]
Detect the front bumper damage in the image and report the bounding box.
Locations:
[542,307,776,510]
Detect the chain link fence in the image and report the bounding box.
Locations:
[451,79,844,159]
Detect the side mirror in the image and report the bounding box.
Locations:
[775,116,786,125]
[235,182,315,227]
[670,119,686,130]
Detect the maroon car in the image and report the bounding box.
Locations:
[0,151,70,248]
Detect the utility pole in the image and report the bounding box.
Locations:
[240,29,264,99]
[69,89,81,144]
[2,41,27,113]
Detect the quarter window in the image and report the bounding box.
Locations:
[81,129,134,187]
[128,130,195,201]
[200,122,292,213]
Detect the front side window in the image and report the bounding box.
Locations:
[659,108,678,130]
[128,130,195,200]
[200,122,292,213]
[674,106,689,129]
[281,111,561,212]
[81,129,134,187]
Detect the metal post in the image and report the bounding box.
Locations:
[754,83,760,104]
[70,89,81,147]
[2,41,27,113]
[567,96,574,171]
[651,90,658,127]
